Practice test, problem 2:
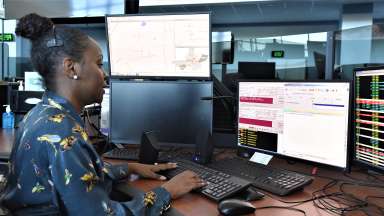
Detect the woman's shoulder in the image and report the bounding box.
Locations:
[21,105,81,140]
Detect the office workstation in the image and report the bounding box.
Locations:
[0,0,383,215]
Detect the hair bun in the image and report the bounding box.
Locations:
[15,13,54,41]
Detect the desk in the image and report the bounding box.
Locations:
[2,130,383,215]
[111,155,384,216]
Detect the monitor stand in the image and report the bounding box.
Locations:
[138,130,213,165]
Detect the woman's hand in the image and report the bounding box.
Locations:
[161,171,206,199]
[128,162,177,180]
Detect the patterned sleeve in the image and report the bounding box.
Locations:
[103,163,130,181]
[44,116,171,215]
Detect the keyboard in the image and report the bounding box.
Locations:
[208,157,313,196]
[103,148,195,161]
[103,148,139,160]
[160,158,251,202]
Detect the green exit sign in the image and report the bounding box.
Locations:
[0,33,15,42]
[272,50,284,58]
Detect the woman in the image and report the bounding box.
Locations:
[2,13,205,215]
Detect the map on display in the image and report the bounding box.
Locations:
[107,13,210,78]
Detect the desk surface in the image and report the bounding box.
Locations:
[2,130,383,215]
[125,157,384,216]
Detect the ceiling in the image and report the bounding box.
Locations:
[5,0,384,25]
[140,0,384,25]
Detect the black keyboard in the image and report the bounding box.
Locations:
[209,157,313,196]
[161,158,251,202]
[103,148,195,161]
[103,148,139,160]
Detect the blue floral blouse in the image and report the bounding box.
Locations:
[3,91,171,215]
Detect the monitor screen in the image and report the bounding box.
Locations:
[110,80,213,145]
[355,67,384,172]
[237,81,351,169]
[106,13,211,79]
[238,62,275,79]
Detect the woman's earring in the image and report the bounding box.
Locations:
[73,75,78,80]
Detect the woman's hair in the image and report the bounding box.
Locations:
[15,13,91,90]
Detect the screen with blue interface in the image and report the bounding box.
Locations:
[237,81,351,168]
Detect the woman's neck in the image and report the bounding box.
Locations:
[50,89,83,113]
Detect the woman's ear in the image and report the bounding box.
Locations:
[63,57,80,80]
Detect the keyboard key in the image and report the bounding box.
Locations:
[208,157,313,196]
[160,158,251,202]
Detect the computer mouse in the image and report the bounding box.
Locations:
[243,187,265,201]
[218,199,256,216]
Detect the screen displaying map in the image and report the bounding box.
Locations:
[107,13,210,78]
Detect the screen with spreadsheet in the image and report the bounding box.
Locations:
[355,67,384,173]
[106,13,211,79]
[237,81,351,169]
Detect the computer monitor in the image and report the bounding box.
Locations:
[238,62,276,79]
[10,90,43,114]
[110,80,213,146]
[106,13,211,79]
[354,66,384,173]
[237,81,351,169]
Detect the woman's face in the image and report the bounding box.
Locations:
[77,38,106,105]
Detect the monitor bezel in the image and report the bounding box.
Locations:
[105,12,212,81]
[237,61,276,79]
[236,79,353,171]
[108,79,214,146]
[353,66,384,174]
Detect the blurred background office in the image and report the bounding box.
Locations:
[1,0,383,81]
[0,0,384,144]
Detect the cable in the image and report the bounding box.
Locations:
[307,177,384,216]
[275,163,384,188]
[264,186,339,205]
[365,195,384,202]
[311,180,353,215]
[340,183,384,213]
[363,172,384,184]
[259,179,350,216]
[209,158,383,215]
[312,186,345,214]
[343,171,384,185]
[84,108,106,138]
[83,107,111,154]
[208,157,384,215]
[289,168,384,189]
